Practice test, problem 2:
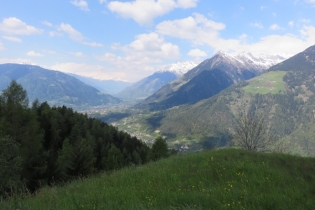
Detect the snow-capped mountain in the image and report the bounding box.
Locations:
[217,51,290,72]
[116,61,197,100]
[140,51,289,110]
[157,61,198,76]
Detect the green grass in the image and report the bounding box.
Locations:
[243,71,287,94]
[1,149,315,209]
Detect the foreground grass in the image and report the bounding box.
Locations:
[1,149,315,209]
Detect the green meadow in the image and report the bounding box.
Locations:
[1,149,315,209]
[242,71,287,94]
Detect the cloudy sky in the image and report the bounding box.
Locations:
[0,0,314,82]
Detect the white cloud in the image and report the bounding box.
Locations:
[188,49,207,57]
[156,13,239,52]
[288,21,294,27]
[27,51,44,57]
[82,41,103,47]
[177,0,198,8]
[124,32,180,61]
[0,17,43,35]
[97,33,180,63]
[239,34,247,39]
[155,14,315,55]
[300,18,311,23]
[50,62,128,81]
[108,0,198,25]
[2,36,21,42]
[69,52,86,57]
[41,20,53,27]
[49,31,63,37]
[99,0,107,4]
[58,23,84,41]
[57,23,103,47]
[306,0,315,6]
[43,50,56,54]
[260,6,266,10]
[0,42,5,50]
[250,22,264,29]
[0,58,35,64]
[269,24,281,30]
[237,26,315,54]
[71,0,90,11]
[94,32,180,81]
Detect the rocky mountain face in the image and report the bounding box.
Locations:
[145,45,315,156]
[0,64,121,107]
[139,51,289,110]
[116,61,198,100]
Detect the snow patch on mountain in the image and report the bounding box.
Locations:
[157,61,198,76]
[217,51,291,72]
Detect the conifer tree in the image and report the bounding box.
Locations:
[107,144,123,170]
[0,135,22,197]
[149,136,168,161]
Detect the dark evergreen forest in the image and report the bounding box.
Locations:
[0,81,167,197]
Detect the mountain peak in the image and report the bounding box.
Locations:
[157,61,198,76]
[212,51,291,72]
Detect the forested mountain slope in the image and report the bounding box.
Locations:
[0,81,149,196]
[147,45,315,156]
[0,64,121,107]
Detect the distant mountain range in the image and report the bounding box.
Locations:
[0,64,121,107]
[69,73,132,95]
[139,51,289,110]
[116,61,198,100]
[146,45,315,156]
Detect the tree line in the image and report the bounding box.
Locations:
[0,81,170,198]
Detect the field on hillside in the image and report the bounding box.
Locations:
[98,110,204,152]
[1,149,315,209]
[242,71,287,94]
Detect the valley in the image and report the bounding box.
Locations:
[1,1,315,208]
[97,45,315,157]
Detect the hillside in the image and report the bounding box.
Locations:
[0,64,121,107]
[139,52,288,110]
[116,61,197,100]
[139,45,315,156]
[1,149,315,209]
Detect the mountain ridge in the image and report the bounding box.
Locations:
[139,51,289,110]
[144,45,315,156]
[116,61,198,100]
[0,63,121,108]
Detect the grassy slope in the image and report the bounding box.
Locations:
[2,149,315,209]
[242,71,287,94]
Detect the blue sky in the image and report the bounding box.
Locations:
[0,0,314,82]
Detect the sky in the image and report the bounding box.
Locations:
[0,0,315,82]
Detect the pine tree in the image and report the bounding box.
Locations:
[106,144,123,170]
[149,136,169,161]
[0,81,47,191]
[56,138,73,181]
[0,135,22,197]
